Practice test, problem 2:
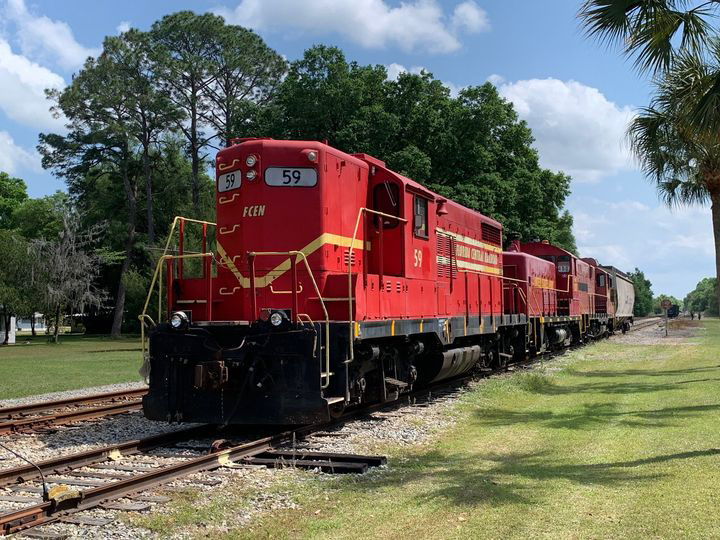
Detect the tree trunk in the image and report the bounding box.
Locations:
[711,191,720,316]
[111,156,138,339]
[110,238,134,338]
[30,313,36,337]
[143,144,155,245]
[2,307,9,345]
[190,90,201,216]
[53,304,60,344]
[191,147,200,215]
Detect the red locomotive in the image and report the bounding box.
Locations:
[141,138,634,425]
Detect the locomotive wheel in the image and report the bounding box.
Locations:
[329,401,346,419]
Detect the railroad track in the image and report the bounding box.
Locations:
[0,412,392,535]
[0,388,147,435]
[631,316,663,332]
[0,321,659,535]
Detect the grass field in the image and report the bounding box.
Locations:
[0,334,143,399]
[135,319,720,539]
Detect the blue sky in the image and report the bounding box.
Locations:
[0,0,712,299]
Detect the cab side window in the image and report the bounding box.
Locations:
[413,196,428,238]
[373,183,400,229]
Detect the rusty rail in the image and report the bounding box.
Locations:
[0,388,147,420]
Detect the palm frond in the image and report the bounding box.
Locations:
[578,0,718,74]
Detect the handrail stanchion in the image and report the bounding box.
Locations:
[378,219,384,291]
[166,258,174,319]
[178,218,185,279]
[249,254,257,321]
[291,254,299,322]
[205,254,213,320]
[202,223,207,276]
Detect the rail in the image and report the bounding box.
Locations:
[248,251,332,389]
[347,207,407,363]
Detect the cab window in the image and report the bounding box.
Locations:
[373,183,400,229]
[597,274,606,287]
[413,196,428,238]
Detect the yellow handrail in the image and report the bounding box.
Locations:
[138,216,216,373]
[347,207,408,363]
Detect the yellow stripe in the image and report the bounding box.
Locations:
[435,226,502,254]
[354,322,360,338]
[419,320,424,332]
[218,233,367,289]
[391,320,395,336]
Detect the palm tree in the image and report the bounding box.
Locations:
[578,1,714,75]
[580,1,720,311]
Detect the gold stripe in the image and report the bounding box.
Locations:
[391,320,395,336]
[419,320,424,332]
[435,226,502,254]
[217,233,367,289]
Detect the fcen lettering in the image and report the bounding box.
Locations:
[243,205,266,217]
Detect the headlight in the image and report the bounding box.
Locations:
[307,151,317,162]
[246,155,257,167]
[170,311,188,330]
[246,169,256,180]
[269,312,284,327]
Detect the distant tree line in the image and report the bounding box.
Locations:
[628,268,654,317]
[2,11,578,338]
[0,173,105,343]
[684,278,718,316]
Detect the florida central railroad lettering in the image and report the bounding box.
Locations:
[454,243,499,265]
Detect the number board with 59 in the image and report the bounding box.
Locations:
[265,167,317,187]
[218,171,241,193]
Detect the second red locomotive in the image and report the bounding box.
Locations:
[140,138,634,425]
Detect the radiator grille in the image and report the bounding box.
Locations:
[481,223,502,245]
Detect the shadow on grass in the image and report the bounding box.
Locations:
[344,445,704,509]
[523,379,693,396]
[566,366,720,378]
[473,403,720,430]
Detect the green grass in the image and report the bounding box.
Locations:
[133,319,720,539]
[0,334,143,399]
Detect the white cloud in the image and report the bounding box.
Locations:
[116,21,131,34]
[3,0,100,70]
[386,63,426,81]
[0,131,41,175]
[451,1,489,33]
[386,63,463,96]
[486,73,505,86]
[571,196,714,297]
[215,0,490,54]
[497,78,635,183]
[0,38,66,132]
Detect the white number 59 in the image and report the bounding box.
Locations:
[414,249,423,268]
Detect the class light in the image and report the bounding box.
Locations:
[307,151,317,162]
[246,155,257,167]
[170,311,188,330]
[269,312,284,327]
[246,169,257,180]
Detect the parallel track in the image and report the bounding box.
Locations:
[0,389,147,435]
